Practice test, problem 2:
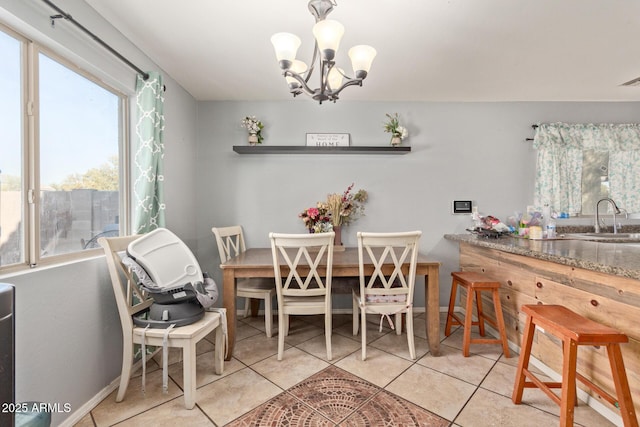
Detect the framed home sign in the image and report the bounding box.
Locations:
[306,133,350,147]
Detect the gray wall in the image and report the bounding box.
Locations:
[195,100,640,309]
[3,1,640,425]
[6,258,118,418]
[0,1,199,425]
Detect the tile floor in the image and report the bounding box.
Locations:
[74,312,618,426]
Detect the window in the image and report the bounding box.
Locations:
[581,150,610,215]
[0,25,127,270]
[533,123,640,216]
[0,29,23,266]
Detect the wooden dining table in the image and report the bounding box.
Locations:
[220,247,441,360]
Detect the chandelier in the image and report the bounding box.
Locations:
[270,0,376,104]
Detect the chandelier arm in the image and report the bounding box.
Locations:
[336,68,350,78]
[283,70,317,97]
[303,43,321,85]
[329,78,363,97]
[318,60,332,98]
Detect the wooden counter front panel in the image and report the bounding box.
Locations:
[458,242,640,417]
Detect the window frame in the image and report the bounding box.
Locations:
[0,22,130,273]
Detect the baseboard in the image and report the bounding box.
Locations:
[58,379,119,427]
[473,318,623,426]
[59,306,442,425]
[57,357,148,427]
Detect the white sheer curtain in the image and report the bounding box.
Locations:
[534,123,640,214]
[133,72,165,233]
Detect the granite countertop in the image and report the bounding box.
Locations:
[444,233,640,281]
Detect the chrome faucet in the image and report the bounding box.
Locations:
[594,198,622,234]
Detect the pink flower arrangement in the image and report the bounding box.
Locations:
[299,202,332,233]
[299,183,368,233]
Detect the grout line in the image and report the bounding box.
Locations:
[87,312,615,427]
[449,354,503,425]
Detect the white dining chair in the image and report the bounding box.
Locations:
[352,231,422,360]
[99,235,225,409]
[212,225,276,337]
[269,231,335,361]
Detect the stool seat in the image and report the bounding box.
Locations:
[450,271,502,288]
[522,304,628,345]
[512,304,638,427]
[445,271,510,357]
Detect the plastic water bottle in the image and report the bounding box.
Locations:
[542,204,551,225]
[546,219,557,239]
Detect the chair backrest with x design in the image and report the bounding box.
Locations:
[357,231,422,306]
[101,235,153,331]
[269,232,335,299]
[212,225,246,263]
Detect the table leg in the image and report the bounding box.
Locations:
[250,299,260,317]
[223,269,237,361]
[425,267,440,356]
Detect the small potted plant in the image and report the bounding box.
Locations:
[383,113,408,146]
[241,116,264,145]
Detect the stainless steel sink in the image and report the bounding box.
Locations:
[562,233,640,242]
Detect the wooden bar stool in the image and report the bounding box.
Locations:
[445,271,510,357]
[512,304,638,427]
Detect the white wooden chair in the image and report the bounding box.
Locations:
[212,226,276,337]
[352,231,422,360]
[269,231,335,361]
[99,235,225,409]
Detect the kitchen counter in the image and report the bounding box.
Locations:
[444,233,640,280]
[445,232,640,422]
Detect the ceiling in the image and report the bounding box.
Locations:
[84,0,640,102]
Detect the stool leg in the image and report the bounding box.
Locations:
[463,286,474,357]
[606,344,639,427]
[491,289,510,358]
[475,290,486,336]
[445,279,459,336]
[561,341,578,407]
[560,339,578,427]
[512,314,535,404]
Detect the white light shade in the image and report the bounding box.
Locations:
[312,19,344,61]
[271,32,302,63]
[328,67,343,89]
[348,45,377,76]
[285,60,308,86]
[290,60,308,74]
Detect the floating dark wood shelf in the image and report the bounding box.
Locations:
[232,145,411,155]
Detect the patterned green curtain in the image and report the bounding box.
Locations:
[533,123,583,214]
[610,136,640,214]
[533,123,640,214]
[133,72,165,233]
